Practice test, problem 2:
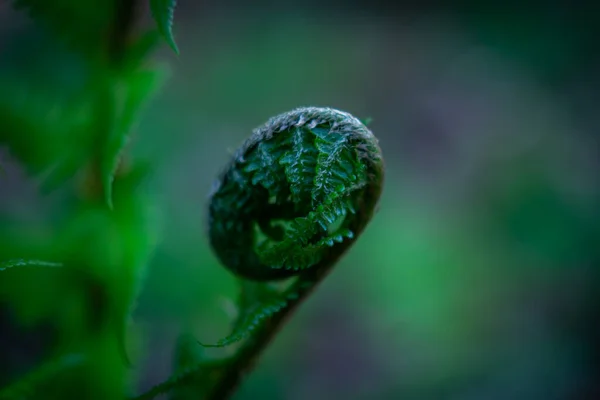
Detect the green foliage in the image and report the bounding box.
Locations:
[0,74,92,183]
[0,1,164,398]
[130,109,383,400]
[0,2,383,400]
[0,1,167,206]
[153,107,384,399]
[150,0,180,54]
[101,67,168,209]
[208,107,383,280]
[200,281,298,348]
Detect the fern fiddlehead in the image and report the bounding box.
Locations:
[136,107,383,400]
[208,106,384,281]
[200,107,384,397]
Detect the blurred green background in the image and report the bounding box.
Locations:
[1,2,600,399]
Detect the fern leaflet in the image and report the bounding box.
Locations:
[149,0,179,54]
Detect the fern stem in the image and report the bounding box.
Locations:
[204,272,322,399]
[132,360,227,400]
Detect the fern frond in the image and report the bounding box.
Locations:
[142,107,384,400]
[208,107,383,281]
[199,282,297,348]
[101,67,168,209]
[279,126,318,205]
[0,77,93,184]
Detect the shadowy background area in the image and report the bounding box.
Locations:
[1,2,600,399]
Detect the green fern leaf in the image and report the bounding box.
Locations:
[279,126,318,205]
[150,0,180,54]
[200,281,299,348]
[102,67,168,209]
[0,75,94,191]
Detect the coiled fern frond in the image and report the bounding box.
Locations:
[208,106,384,281]
[137,106,384,400]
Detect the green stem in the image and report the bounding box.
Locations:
[203,272,322,399]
